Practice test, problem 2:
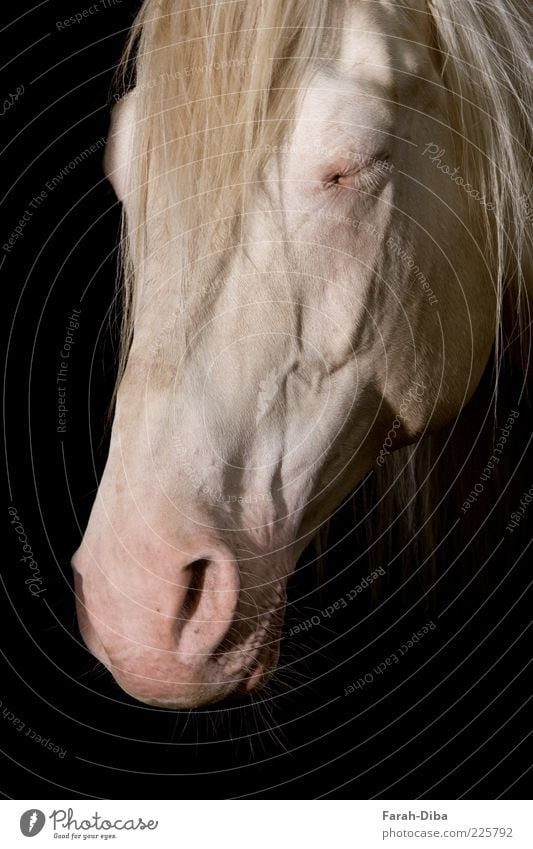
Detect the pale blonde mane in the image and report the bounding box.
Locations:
[113,0,532,575]
[370,0,532,580]
[428,0,533,367]
[116,0,333,377]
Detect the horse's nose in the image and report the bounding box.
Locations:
[72,541,241,706]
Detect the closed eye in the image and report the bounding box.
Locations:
[324,155,391,190]
[327,172,356,188]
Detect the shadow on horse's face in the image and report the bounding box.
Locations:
[73,2,496,707]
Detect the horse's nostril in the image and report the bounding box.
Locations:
[181,558,208,621]
[171,544,240,658]
[72,540,242,705]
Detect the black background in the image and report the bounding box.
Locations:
[2,0,532,799]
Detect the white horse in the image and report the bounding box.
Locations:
[72,0,532,707]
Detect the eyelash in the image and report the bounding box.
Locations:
[325,156,391,192]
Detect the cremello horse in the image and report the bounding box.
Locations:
[72,0,532,707]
